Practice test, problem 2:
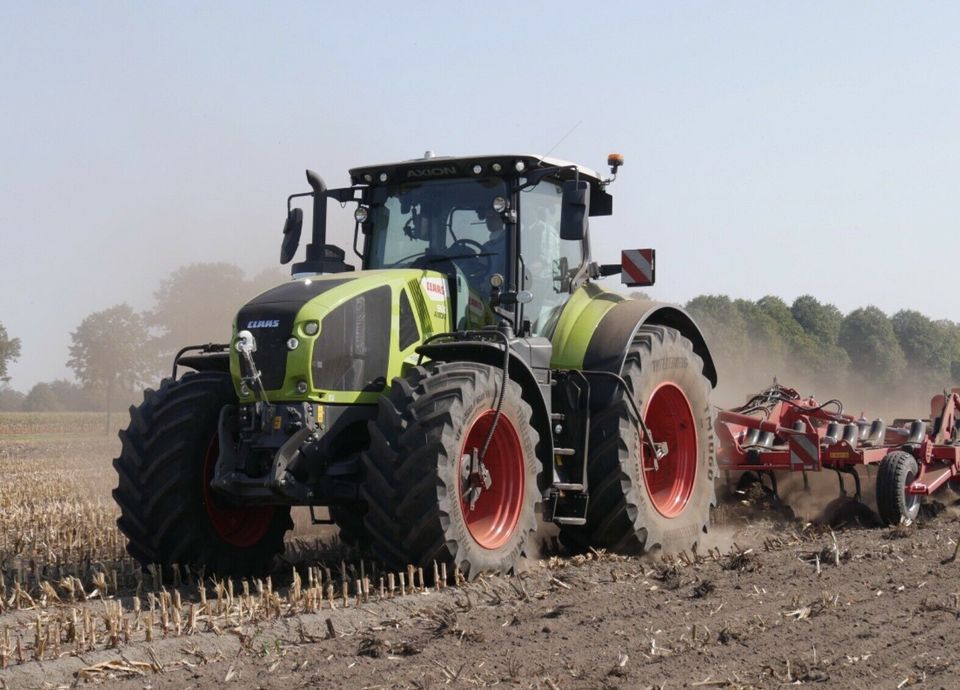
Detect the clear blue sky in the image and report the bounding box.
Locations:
[2,2,959,389]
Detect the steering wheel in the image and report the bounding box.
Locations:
[447,238,486,255]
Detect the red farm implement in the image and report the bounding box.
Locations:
[716,384,960,525]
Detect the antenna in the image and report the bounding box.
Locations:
[538,120,583,165]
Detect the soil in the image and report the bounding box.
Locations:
[3,438,960,689]
[6,502,960,688]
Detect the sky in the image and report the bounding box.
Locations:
[2,1,959,389]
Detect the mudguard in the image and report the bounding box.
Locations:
[550,284,717,387]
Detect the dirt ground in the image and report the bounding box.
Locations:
[3,437,960,689]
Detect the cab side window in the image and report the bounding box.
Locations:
[521,180,583,336]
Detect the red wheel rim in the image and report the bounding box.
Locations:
[458,410,525,550]
[202,436,276,548]
[642,382,698,518]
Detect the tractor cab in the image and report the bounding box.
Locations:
[281,154,625,337]
[350,154,612,336]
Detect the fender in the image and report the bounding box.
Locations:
[583,298,717,386]
[416,341,554,471]
[177,353,231,374]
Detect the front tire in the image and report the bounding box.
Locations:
[360,362,541,579]
[113,372,292,575]
[561,325,715,554]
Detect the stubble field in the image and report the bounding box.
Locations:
[1,414,960,689]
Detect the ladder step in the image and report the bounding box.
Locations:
[554,448,576,456]
[553,517,587,526]
[553,483,584,491]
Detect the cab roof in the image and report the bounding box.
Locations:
[349,154,604,186]
[348,153,612,216]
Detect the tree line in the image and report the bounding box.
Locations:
[0,264,285,428]
[1,274,958,423]
[685,295,960,415]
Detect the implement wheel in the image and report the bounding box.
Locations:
[561,325,715,554]
[113,372,292,575]
[360,362,541,579]
[877,450,922,525]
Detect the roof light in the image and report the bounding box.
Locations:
[303,320,319,336]
[514,160,526,172]
[492,196,508,213]
[472,164,482,175]
[491,162,502,173]
[363,173,373,183]
[378,172,388,182]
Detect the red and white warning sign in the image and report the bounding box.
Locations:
[621,248,656,287]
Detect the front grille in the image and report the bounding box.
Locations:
[398,290,420,351]
[407,279,433,337]
[312,286,391,392]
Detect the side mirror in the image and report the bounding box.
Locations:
[280,208,303,265]
[560,180,589,241]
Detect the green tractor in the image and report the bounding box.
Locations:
[113,153,718,578]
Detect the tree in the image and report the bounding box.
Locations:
[791,295,844,346]
[22,382,63,412]
[891,310,954,379]
[0,322,21,383]
[0,386,25,412]
[68,304,153,433]
[150,263,260,355]
[838,306,906,392]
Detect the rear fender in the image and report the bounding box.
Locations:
[585,299,717,386]
[551,285,717,386]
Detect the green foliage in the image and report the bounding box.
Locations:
[838,306,906,385]
[891,310,955,379]
[0,386,25,412]
[0,322,21,383]
[687,293,958,410]
[68,304,153,429]
[22,382,63,412]
[13,380,97,412]
[791,295,843,346]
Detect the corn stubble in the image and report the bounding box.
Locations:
[0,437,459,669]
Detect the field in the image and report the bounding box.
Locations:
[2,420,960,688]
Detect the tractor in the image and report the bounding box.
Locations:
[113,153,719,578]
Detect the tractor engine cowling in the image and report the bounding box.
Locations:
[229,269,452,405]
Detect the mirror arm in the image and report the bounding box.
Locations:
[287,190,313,214]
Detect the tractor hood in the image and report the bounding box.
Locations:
[230,269,452,404]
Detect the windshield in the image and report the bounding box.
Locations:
[366,178,509,284]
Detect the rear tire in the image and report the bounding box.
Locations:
[113,372,292,576]
[360,362,541,579]
[877,450,921,525]
[560,325,715,554]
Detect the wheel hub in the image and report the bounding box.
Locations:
[457,410,525,550]
[461,449,493,511]
[641,382,699,518]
